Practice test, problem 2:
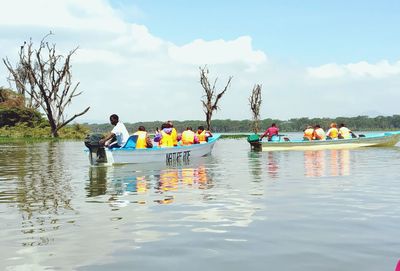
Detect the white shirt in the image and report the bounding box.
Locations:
[339,127,351,139]
[111,122,129,146]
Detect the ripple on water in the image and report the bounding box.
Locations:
[1,140,400,271]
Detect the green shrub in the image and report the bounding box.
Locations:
[58,124,90,139]
[0,106,44,127]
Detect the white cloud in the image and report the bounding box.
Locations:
[0,0,125,33]
[112,24,165,53]
[75,49,125,65]
[308,60,400,79]
[168,36,267,66]
[307,63,345,79]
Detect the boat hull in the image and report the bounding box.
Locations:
[256,132,400,151]
[88,134,220,165]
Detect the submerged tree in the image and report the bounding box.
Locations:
[249,84,262,133]
[2,33,90,137]
[199,66,232,130]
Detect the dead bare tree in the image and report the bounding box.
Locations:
[199,66,232,130]
[249,84,262,133]
[2,33,90,137]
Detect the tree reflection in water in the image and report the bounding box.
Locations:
[6,141,75,247]
[247,151,263,181]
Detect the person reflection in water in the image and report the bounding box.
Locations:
[267,152,279,178]
[304,151,325,177]
[304,149,350,177]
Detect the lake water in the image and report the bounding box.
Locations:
[1,136,400,271]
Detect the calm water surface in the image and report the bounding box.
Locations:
[1,136,400,271]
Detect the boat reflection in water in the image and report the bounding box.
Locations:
[304,149,350,177]
[249,149,352,180]
[86,159,212,206]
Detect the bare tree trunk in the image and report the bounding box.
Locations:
[199,66,232,131]
[249,84,262,133]
[3,33,90,137]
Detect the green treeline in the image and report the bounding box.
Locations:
[2,86,400,137]
[84,115,400,134]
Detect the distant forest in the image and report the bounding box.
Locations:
[84,115,400,134]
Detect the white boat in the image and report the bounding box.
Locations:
[248,131,400,151]
[86,134,221,165]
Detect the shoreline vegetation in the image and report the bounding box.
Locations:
[1,115,400,141]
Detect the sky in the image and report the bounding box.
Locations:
[1,0,400,124]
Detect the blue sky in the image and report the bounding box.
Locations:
[110,0,400,64]
[1,0,400,123]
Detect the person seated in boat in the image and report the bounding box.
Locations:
[313,124,326,140]
[154,122,174,147]
[338,123,353,139]
[196,126,213,143]
[134,126,153,148]
[326,122,339,140]
[260,123,279,141]
[167,120,179,146]
[181,127,199,145]
[303,126,314,140]
[99,114,129,148]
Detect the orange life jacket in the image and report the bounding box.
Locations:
[134,131,147,149]
[303,128,314,140]
[181,130,195,145]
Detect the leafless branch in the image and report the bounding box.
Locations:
[249,84,262,133]
[199,65,232,130]
[2,33,89,137]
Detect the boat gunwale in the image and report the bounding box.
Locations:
[256,132,400,151]
[109,134,221,152]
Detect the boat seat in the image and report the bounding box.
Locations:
[122,135,138,148]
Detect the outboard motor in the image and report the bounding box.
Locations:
[84,133,107,164]
[247,134,262,151]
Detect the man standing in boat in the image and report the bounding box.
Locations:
[260,123,279,141]
[99,114,129,148]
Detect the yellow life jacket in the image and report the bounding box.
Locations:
[134,131,147,149]
[303,128,314,140]
[181,130,195,145]
[197,130,206,142]
[160,130,173,147]
[171,128,178,146]
[327,128,338,139]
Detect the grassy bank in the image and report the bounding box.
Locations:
[0,123,90,140]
